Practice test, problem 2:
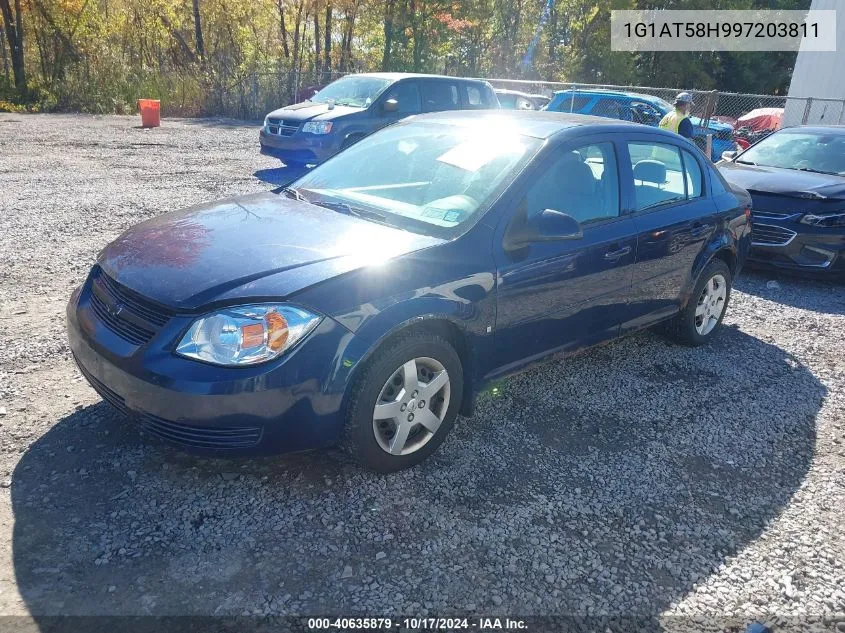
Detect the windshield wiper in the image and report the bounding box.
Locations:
[795,166,840,176]
[311,199,389,224]
[735,159,757,165]
[282,186,307,202]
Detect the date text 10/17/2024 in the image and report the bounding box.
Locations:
[306,617,529,630]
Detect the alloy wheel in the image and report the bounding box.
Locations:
[372,357,451,456]
[695,273,727,336]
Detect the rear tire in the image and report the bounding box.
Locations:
[663,259,732,346]
[343,331,463,473]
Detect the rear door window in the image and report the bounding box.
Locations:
[627,141,687,211]
[422,81,460,112]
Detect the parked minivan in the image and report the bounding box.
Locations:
[259,73,499,167]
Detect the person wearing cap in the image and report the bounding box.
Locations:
[659,92,695,139]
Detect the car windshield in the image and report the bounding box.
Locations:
[650,97,673,114]
[737,130,845,175]
[309,76,392,108]
[290,120,542,237]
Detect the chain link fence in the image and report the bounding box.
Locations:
[196,69,346,120]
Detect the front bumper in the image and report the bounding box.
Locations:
[66,276,352,455]
[259,127,338,165]
[748,218,845,278]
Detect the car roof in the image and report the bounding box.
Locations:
[355,72,489,84]
[553,88,667,103]
[406,110,674,139]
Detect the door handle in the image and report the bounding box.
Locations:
[604,246,632,260]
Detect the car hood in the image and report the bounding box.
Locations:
[97,192,442,310]
[265,101,364,123]
[718,162,845,200]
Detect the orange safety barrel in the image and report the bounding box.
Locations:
[138,99,161,128]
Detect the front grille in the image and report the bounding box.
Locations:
[752,223,797,246]
[138,413,263,450]
[267,118,299,137]
[73,355,128,414]
[88,267,173,345]
[753,210,799,221]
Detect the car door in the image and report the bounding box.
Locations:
[621,138,718,332]
[492,138,638,373]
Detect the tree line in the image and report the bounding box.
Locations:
[0,0,810,117]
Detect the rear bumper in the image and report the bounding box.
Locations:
[259,128,338,165]
[66,280,351,455]
[748,220,845,278]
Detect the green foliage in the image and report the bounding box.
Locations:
[0,0,812,117]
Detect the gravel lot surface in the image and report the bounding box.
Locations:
[1,113,844,632]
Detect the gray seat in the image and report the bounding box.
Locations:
[526,151,598,222]
[555,153,598,222]
[633,159,666,185]
[633,159,674,209]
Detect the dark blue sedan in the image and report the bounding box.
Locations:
[68,111,752,472]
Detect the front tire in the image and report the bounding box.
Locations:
[343,331,463,473]
[663,259,732,346]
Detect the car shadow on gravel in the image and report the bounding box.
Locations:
[253,165,310,186]
[10,326,826,625]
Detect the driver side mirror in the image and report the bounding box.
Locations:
[504,208,583,251]
[383,98,399,113]
[720,150,738,162]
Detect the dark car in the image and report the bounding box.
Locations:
[259,73,499,167]
[495,89,550,110]
[69,112,751,472]
[719,126,845,277]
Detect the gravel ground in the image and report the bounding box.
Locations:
[1,113,844,632]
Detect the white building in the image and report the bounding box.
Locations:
[783,0,845,126]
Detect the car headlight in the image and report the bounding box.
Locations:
[800,212,845,228]
[302,121,333,135]
[263,116,269,129]
[176,304,321,366]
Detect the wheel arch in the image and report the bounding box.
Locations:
[340,315,477,420]
[683,237,737,309]
[712,246,737,276]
